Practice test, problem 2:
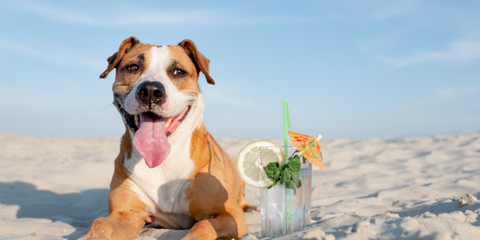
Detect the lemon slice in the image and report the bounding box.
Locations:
[237,140,285,188]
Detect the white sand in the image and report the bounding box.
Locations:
[1,132,479,240]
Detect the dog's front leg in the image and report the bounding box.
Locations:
[80,211,146,240]
[80,177,150,240]
[182,202,248,240]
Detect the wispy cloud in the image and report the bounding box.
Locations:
[20,1,98,26]
[372,1,416,20]
[0,82,81,110]
[0,37,104,70]
[437,86,478,100]
[9,0,317,27]
[309,0,416,21]
[378,39,480,68]
[391,85,479,115]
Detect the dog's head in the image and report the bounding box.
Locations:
[101,37,214,168]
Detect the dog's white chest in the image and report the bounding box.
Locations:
[124,144,194,214]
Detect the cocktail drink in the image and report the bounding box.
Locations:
[260,147,312,237]
[238,100,322,238]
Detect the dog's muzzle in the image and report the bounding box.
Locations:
[115,80,192,168]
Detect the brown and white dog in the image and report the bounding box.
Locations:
[80,37,249,240]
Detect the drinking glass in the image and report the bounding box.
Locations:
[260,146,312,237]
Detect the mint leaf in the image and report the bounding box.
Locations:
[290,167,301,188]
[264,162,281,182]
[280,167,290,184]
[263,155,303,190]
[283,155,302,190]
[289,156,301,171]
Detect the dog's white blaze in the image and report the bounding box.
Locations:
[124,46,196,117]
[124,46,205,221]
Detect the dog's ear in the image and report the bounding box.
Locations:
[100,37,140,79]
[178,39,215,85]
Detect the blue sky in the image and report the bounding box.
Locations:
[0,0,479,140]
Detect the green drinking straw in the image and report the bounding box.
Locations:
[283,99,291,163]
[283,99,292,227]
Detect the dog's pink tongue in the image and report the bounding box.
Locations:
[133,113,171,168]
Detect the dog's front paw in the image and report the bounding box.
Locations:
[246,205,261,212]
[181,220,217,240]
[79,217,114,240]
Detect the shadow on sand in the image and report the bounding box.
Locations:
[0,180,109,239]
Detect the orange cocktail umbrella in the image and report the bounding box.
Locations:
[288,131,324,169]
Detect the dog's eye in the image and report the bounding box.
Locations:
[127,64,139,73]
[173,69,187,76]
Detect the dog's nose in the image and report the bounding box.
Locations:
[136,81,166,105]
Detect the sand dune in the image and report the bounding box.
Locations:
[1,132,479,239]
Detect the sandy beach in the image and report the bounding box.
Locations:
[0,132,479,240]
